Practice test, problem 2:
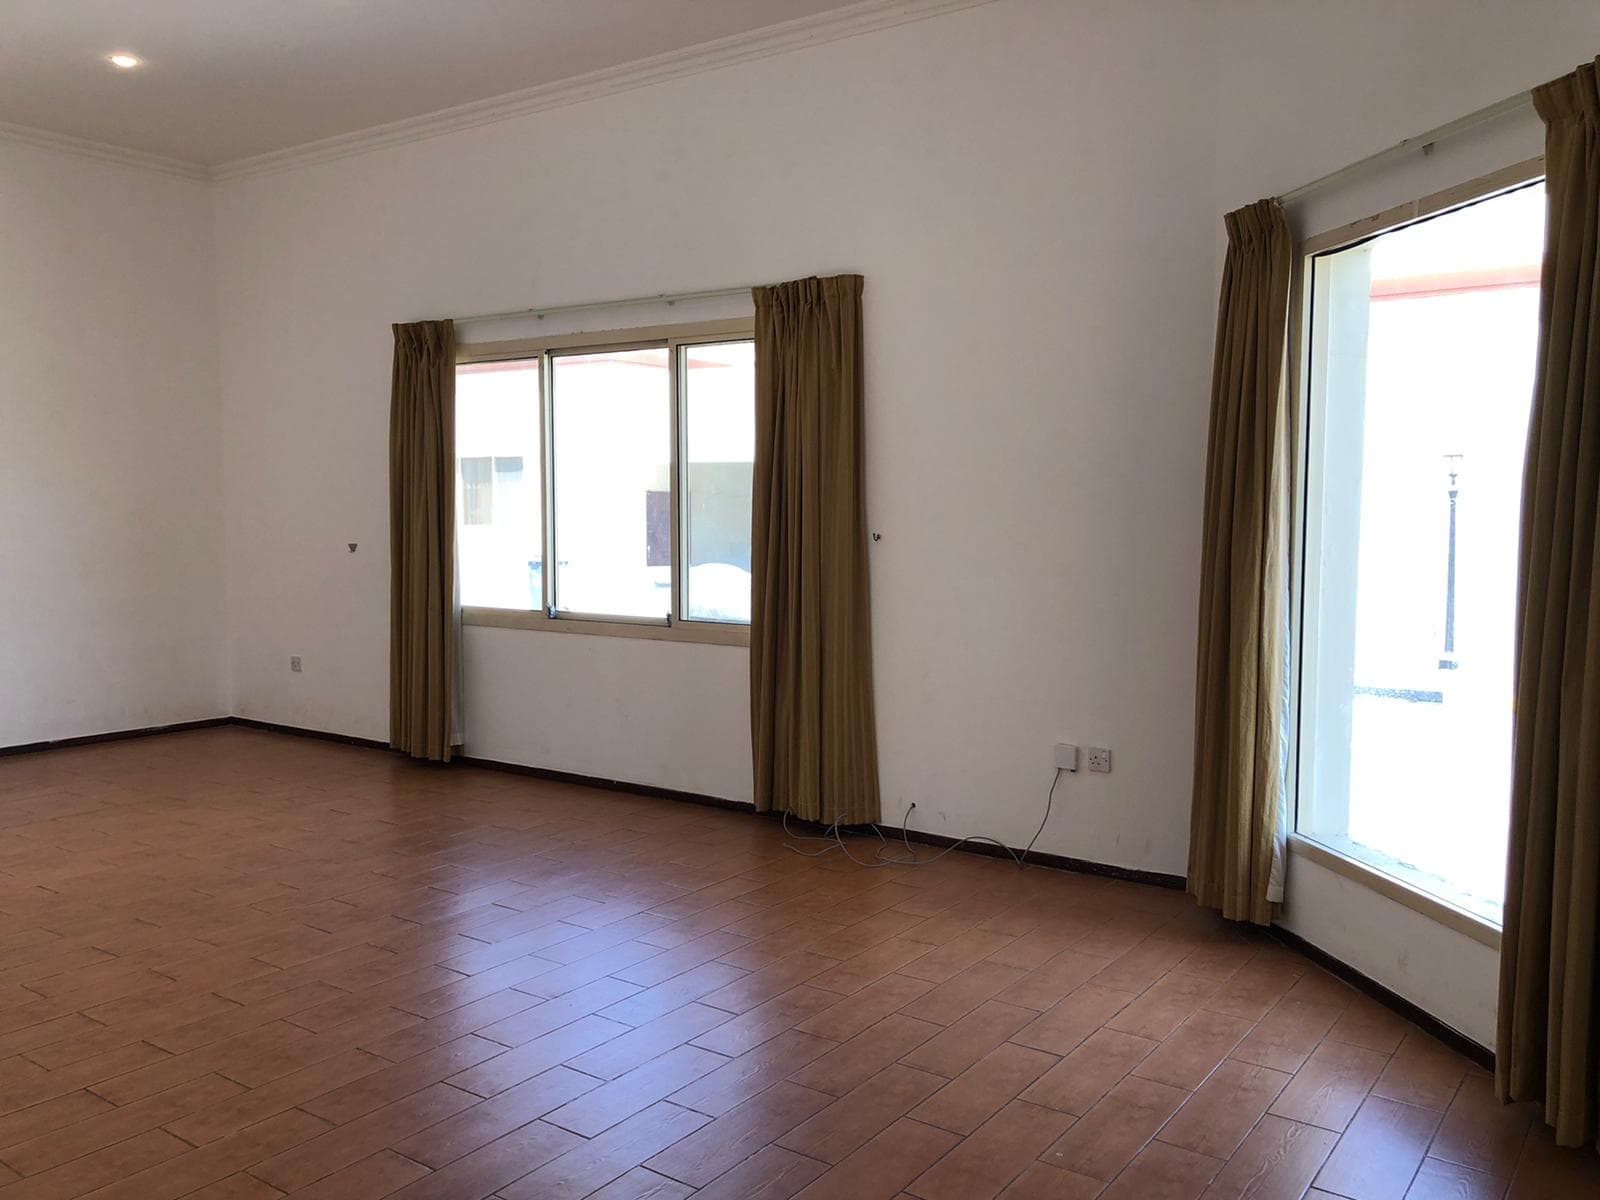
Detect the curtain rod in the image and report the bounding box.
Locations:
[1275,88,1534,207]
[454,284,755,325]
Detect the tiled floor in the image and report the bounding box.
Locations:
[0,728,1595,1199]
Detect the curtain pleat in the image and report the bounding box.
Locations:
[389,319,458,763]
[1187,199,1292,926]
[750,275,881,826]
[1497,56,1600,1149]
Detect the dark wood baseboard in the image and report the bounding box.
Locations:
[851,819,1188,890]
[0,716,232,758]
[1268,924,1494,1071]
[226,716,390,752]
[455,753,754,813]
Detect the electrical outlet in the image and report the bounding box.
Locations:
[1053,743,1080,771]
[1087,746,1112,773]
[289,655,302,673]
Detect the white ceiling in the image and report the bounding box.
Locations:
[1,1,865,167]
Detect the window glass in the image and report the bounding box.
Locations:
[457,361,541,608]
[551,347,672,619]
[682,341,755,622]
[1298,182,1544,923]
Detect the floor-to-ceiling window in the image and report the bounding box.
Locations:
[1295,179,1544,926]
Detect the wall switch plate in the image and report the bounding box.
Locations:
[1054,743,1080,771]
[289,655,302,673]
[1087,746,1112,773]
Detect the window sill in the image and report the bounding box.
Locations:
[464,606,750,647]
[1287,833,1502,951]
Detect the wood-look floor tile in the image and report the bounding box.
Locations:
[250,1081,477,1192]
[1229,998,1343,1074]
[1314,1094,1443,1200]
[546,1043,725,1137]
[1011,985,1138,1057]
[1043,1076,1189,1181]
[2,1071,243,1176]
[1024,1027,1159,1115]
[498,1101,710,1200]
[391,1063,598,1167]
[1326,998,1411,1055]
[5,729,1600,1200]
[1267,1036,1388,1132]
[787,1013,941,1097]
[910,1042,1058,1135]
[997,1162,1104,1199]
[901,962,1029,1026]
[1159,1058,1293,1161]
[1506,1122,1600,1198]
[899,1000,1035,1078]
[793,1116,959,1199]
[779,1063,947,1163]
[646,1080,830,1186]
[277,1148,431,1200]
[691,1144,827,1199]
[994,948,1110,1012]
[1404,1156,1510,1200]
[1106,970,1221,1042]
[1100,1140,1224,1200]
[668,1029,835,1116]
[584,1166,695,1199]
[386,1118,580,1199]
[1134,1009,1253,1091]
[908,1099,1074,1200]
[567,1002,731,1080]
[1427,1071,1535,1180]
[1371,1031,1472,1112]
[692,984,841,1056]
[1197,1114,1338,1200]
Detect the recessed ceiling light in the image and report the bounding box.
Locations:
[106,52,143,70]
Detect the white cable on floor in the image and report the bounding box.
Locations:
[780,767,1065,870]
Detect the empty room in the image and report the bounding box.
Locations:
[4,1,1600,1197]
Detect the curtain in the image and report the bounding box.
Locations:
[389,319,459,762]
[750,275,881,826]
[1497,57,1600,1149]
[1187,200,1292,926]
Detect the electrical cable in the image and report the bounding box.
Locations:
[780,767,1066,870]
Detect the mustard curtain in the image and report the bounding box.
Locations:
[389,319,458,762]
[1188,200,1292,926]
[750,275,881,826]
[1497,57,1600,1149]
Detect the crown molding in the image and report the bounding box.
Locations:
[0,118,208,181]
[211,0,1000,182]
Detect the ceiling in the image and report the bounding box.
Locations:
[0,1,865,167]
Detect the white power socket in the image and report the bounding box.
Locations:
[1087,746,1112,773]
[1053,743,1080,772]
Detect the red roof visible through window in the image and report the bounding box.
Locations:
[1370,262,1540,301]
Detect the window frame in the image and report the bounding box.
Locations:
[456,317,754,647]
[1284,155,1545,949]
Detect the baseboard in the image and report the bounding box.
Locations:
[226,716,390,752]
[1269,924,1494,1071]
[866,820,1188,890]
[454,753,755,813]
[0,716,231,758]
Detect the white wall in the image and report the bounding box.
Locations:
[1216,0,1600,1047]
[213,0,1220,864]
[0,142,226,746]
